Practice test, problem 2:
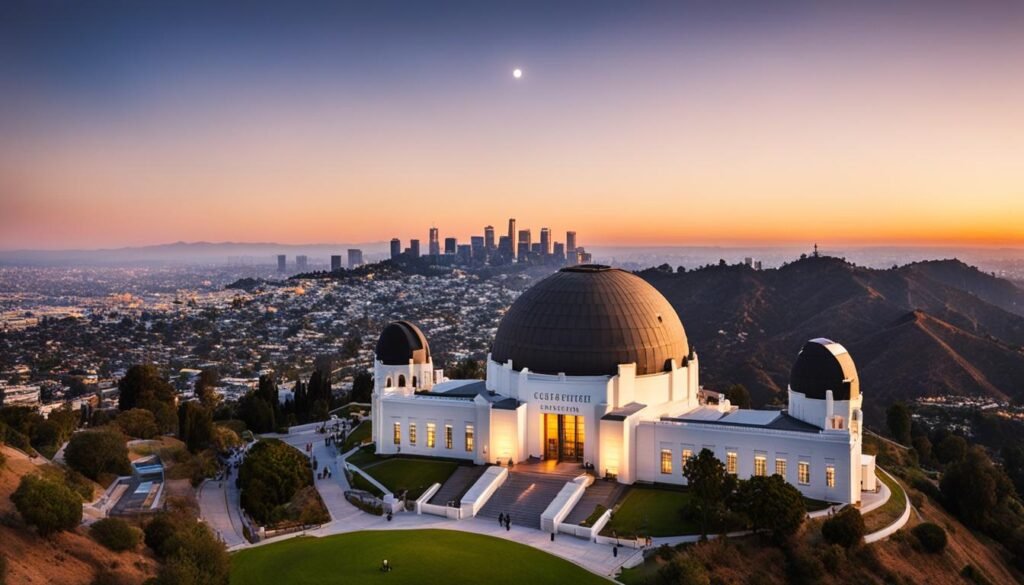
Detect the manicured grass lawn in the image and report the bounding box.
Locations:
[345,445,380,468]
[803,496,834,512]
[230,529,609,585]
[364,458,458,500]
[342,420,372,452]
[603,486,696,538]
[864,468,908,532]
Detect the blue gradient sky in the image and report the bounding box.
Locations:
[2,1,1023,249]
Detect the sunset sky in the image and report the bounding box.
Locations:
[1,1,1023,250]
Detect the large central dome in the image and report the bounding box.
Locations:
[491,265,689,376]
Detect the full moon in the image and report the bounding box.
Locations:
[513,68,523,79]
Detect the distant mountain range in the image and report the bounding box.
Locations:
[642,257,1024,422]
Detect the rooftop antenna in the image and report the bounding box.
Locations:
[813,243,819,258]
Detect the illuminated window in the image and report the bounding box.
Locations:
[445,424,453,449]
[826,464,835,488]
[754,455,767,477]
[775,458,787,478]
[427,423,436,448]
[726,451,737,475]
[409,423,417,446]
[465,425,474,452]
[660,449,672,474]
[798,461,810,485]
[392,422,401,445]
[682,449,693,473]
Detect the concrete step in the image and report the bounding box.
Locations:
[563,478,625,525]
[429,465,488,506]
[477,471,569,529]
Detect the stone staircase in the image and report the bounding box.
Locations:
[477,461,588,529]
[563,478,625,525]
[429,465,487,506]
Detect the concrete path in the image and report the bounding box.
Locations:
[197,452,248,548]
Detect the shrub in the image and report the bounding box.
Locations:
[238,439,313,525]
[11,474,83,536]
[911,476,943,505]
[786,545,825,585]
[821,507,865,548]
[961,564,993,585]
[144,513,180,556]
[144,512,230,585]
[91,517,142,551]
[65,428,131,481]
[657,554,709,585]
[912,522,948,553]
[115,409,160,439]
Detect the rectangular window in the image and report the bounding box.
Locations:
[427,423,436,448]
[660,449,672,474]
[681,449,693,473]
[826,464,835,488]
[754,455,767,477]
[392,422,401,446]
[775,458,787,478]
[726,451,737,475]
[409,423,417,446]
[798,461,810,485]
[445,424,453,449]
[465,425,474,452]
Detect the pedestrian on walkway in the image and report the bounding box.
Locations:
[506,516,511,531]
[498,512,504,527]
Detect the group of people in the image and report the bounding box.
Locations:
[318,465,333,480]
[497,512,512,531]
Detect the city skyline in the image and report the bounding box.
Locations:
[2,1,1023,250]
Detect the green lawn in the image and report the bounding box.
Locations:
[602,486,696,538]
[342,420,372,452]
[864,468,908,532]
[230,529,609,585]
[363,458,458,500]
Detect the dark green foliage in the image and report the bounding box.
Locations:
[934,434,967,466]
[144,513,179,556]
[887,402,912,446]
[447,358,483,380]
[64,428,131,481]
[145,511,230,585]
[724,384,751,409]
[821,506,865,548]
[729,474,806,543]
[11,474,83,536]
[237,391,276,434]
[657,553,709,585]
[912,435,933,466]
[912,522,947,553]
[682,448,736,538]
[178,402,214,453]
[118,364,175,413]
[194,368,220,410]
[115,408,160,439]
[785,545,826,585]
[351,370,373,403]
[90,517,142,551]
[939,447,1015,528]
[238,439,313,525]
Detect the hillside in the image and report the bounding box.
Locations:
[0,445,158,585]
[642,257,1024,422]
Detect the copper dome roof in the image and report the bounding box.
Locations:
[375,321,431,365]
[789,338,859,401]
[491,265,689,376]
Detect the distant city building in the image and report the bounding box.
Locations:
[277,254,287,272]
[410,239,421,258]
[518,229,532,250]
[498,235,512,258]
[744,257,753,267]
[347,249,364,269]
[540,228,552,256]
[444,237,457,255]
[566,231,577,254]
[331,255,342,271]
[0,383,40,408]
[391,238,402,259]
[552,242,565,261]
[484,225,496,250]
[457,244,472,263]
[508,218,517,260]
[296,255,308,271]
[429,228,440,256]
[471,236,485,259]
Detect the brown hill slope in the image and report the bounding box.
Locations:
[642,257,1024,421]
[0,444,157,585]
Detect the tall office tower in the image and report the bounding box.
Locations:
[347,249,363,268]
[540,227,552,255]
[517,241,530,259]
[484,225,495,250]
[507,218,517,259]
[578,248,592,264]
[553,242,565,261]
[456,244,472,264]
[568,249,581,265]
[566,231,577,254]
[296,255,308,271]
[518,229,532,249]
[471,236,485,259]
[331,255,342,271]
[497,235,511,258]
[277,254,287,272]
[429,227,440,256]
[390,238,402,259]
[409,239,421,258]
[444,237,457,255]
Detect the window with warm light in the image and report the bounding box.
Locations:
[445,424,453,449]
[681,449,693,473]
[465,425,474,452]
[409,423,417,446]
[754,455,767,477]
[726,451,737,475]
[826,464,835,488]
[427,423,436,448]
[392,422,401,445]
[660,449,672,474]
[775,458,787,478]
[798,461,810,485]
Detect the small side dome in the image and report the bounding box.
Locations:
[789,338,859,401]
[375,321,431,365]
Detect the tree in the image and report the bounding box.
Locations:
[118,364,175,412]
[194,368,221,410]
[886,402,912,446]
[683,448,736,538]
[725,384,751,409]
[351,370,373,403]
[145,511,230,585]
[448,358,483,380]
[11,474,82,536]
[934,434,967,466]
[238,439,313,525]
[940,447,1015,528]
[65,428,131,481]
[657,553,709,585]
[730,475,805,543]
[821,506,865,548]
[912,435,933,467]
[116,408,160,439]
[912,522,947,553]
[237,392,276,434]
[90,517,142,551]
[178,402,214,453]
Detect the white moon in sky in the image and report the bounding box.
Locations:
[513,68,523,79]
